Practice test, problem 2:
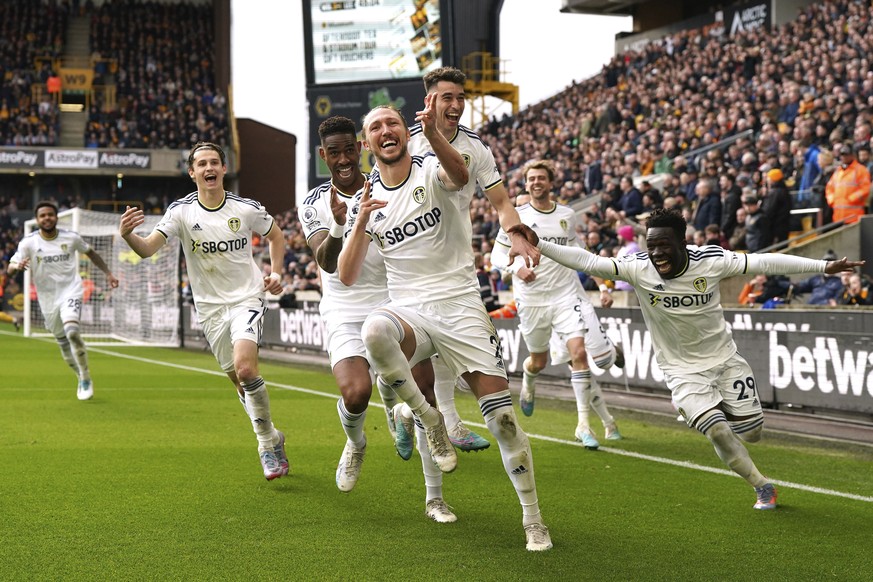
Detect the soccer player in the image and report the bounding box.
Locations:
[491,160,623,448]
[507,207,864,510]
[8,201,119,400]
[338,99,551,551]
[397,66,539,454]
[298,116,453,520]
[118,142,290,481]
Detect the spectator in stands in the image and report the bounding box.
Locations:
[692,179,722,232]
[613,224,640,289]
[743,194,772,253]
[790,250,846,305]
[617,176,643,219]
[738,274,790,306]
[826,142,871,225]
[837,272,871,306]
[761,168,792,245]
[729,206,749,251]
[719,173,743,241]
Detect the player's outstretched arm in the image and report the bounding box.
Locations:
[486,183,540,269]
[119,205,166,258]
[825,257,865,274]
[85,249,119,289]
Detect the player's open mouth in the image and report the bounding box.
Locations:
[653,258,671,274]
[336,166,354,179]
[205,174,217,184]
[380,139,397,148]
[446,113,460,123]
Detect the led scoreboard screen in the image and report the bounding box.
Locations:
[309,0,443,84]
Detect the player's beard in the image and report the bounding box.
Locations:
[375,142,408,167]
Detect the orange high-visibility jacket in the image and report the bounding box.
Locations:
[825,160,871,224]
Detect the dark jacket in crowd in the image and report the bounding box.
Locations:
[762,182,792,244]
[744,209,772,253]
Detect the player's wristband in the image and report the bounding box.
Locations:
[329,222,345,239]
[268,272,281,283]
[599,284,610,293]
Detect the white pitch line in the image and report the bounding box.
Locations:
[75,346,873,505]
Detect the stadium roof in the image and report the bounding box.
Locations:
[559,0,647,16]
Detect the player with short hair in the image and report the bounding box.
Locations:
[118,142,290,481]
[492,161,623,447]
[299,117,451,519]
[338,99,551,551]
[8,201,119,400]
[507,207,864,510]
[395,65,540,455]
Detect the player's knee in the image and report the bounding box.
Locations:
[361,312,402,357]
[592,349,615,370]
[339,381,372,411]
[730,415,764,443]
[234,362,259,383]
[64,322,81,343]
[523,356,544,375]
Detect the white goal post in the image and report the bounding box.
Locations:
[23,208,181,346]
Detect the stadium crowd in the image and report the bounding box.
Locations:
[3,0,873,310]
[0,0,66,146]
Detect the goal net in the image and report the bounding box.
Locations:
[23,208,181,346]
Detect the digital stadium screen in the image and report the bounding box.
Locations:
[307,0,443,85]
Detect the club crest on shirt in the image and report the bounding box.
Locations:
[228,217,241,232]
[61,243,68,252]
[693,277,708,293]
[412,187,426,204]
[463,153,471,168]
[559,219,568,231]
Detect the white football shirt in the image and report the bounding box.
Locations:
[408,123,502,257]
[354,154,478,305]
[154,191,273,314]
[11,228,89,309]
[538,242,828,375]
[299,179,388,320]
[492,202,585,307]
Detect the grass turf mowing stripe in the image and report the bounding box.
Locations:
[87,345,873,506]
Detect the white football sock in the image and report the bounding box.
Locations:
[589,382,614,427]
[522,357,538,394]
[241,376,277,451]
[433,356,460,427]
[698,409,767,487]
[480,390,542,526]
[414,416,443,502]
[56,336,80,376]
[337,397,366,447]
[570,368,592,430]
[64,322,90,381]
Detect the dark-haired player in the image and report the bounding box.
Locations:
[507,207,863,510]
[8,201,119,400]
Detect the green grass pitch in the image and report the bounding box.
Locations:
[1,330,872,581]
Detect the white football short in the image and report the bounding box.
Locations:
[549,300,614,367]
[667,352,762,426]
[380,291,507,381]
[200,298,265,373]
[518,294,588,354]
[326,319,367,368]
[42,292,83,337]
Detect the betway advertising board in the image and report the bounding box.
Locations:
[186,305,873,416]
